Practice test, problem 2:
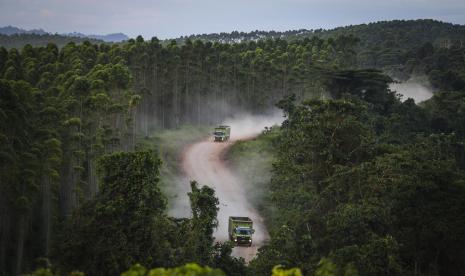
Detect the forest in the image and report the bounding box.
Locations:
[249,71,465,275]
[0,33,104,50]
[173,20,465,70]
[1,19,465,275]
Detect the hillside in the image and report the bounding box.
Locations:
[0,25,129,48]
[171,19,465,69]
[0,25,48,35]
[320,20,465,68]
[173,19,465,46]
[63,32,129,42]
[0,33,104,49]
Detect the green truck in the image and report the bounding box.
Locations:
[213,125,231,142]
[228,216,255,246]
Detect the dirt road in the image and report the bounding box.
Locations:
[178,114,281,262]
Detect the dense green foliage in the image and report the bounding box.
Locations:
[2,19,465,275]
[317,20,465,69]
[174,20,465,46]
[121,263,226,276]
[0,34,359,134]
[53,151,243,275]
[135,264,302,276]
[124,35,357,131]
[27,263,306,276]
[250,69,465,275]
[55,151,167,274]
[172,20,465,70]
[399,42,465,90]
[0,41,136,275]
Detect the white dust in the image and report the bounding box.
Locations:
[390,76,434,103]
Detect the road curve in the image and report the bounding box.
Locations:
[179,114,281,262]
[182,138,267,262]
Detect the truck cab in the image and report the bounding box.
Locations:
[228,216,255,246]
[214,125,231,142]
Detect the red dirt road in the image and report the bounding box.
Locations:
[179,114,281,262]
[182,138,267,262]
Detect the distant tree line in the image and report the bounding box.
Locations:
[0,33,103,49]
[169,19,465,72]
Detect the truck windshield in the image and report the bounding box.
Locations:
[235,228,251,235]
[214,132,224,136]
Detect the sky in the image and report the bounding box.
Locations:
[1,0,465,39]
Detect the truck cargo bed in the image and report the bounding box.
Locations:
[229,216,252,222]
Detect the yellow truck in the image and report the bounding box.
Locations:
[213,125,231,142]
[228,216,255,246]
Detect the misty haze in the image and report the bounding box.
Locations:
[390,77,434,103]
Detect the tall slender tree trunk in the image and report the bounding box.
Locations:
[233,58,238,109]
[282,65,286,97]
[87,152,97,197]
[0,201,10,274]
[197,81,201,125]
[41,174,51,257]
[161,92,165,130]
[73,96,84,209]
[185,61,190,124]
[14,214,26,276]
[161,69,166,130]
[132,108,137,149]
[251,65,255,110]
[210,67,216,122]
[142,65,150,137]
[174,67,179,128]
[143,100,148,137]
[152,63,161,130]
[247,65,251,108]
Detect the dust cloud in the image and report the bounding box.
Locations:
[169,110,283,262]
[222,111,283,140]
[390,76,434,103]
